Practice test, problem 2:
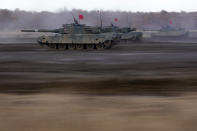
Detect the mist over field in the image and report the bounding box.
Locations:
[0,8,197,30]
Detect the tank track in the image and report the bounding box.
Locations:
[40,40,113,50]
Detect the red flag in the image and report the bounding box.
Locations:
[114,18,118,22]
[169,20,173,24]
[79,14,84,20]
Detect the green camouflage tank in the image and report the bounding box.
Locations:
[152,25,189,38]
[21,19,142,50]
[101,24,142,41]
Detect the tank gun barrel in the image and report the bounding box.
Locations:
[21,29,62,33]
[21,29,39,32]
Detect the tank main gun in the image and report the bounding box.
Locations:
[21,25,101,34]
[21,28,66,34]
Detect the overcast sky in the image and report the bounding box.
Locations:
[1,0,197,12]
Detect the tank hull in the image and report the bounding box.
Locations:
[121,31,143,41]
[152,31,189,38]
[37,33,121,50]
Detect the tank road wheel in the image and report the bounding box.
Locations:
[55,44,59,50]
[64,44,69,50]
[58,44,65,49]
[76,44,84,50]
[68,44,76,50]
[133,36,141,42]
[96,43,104,50]
[136,36,142,42]
[45,42,49,47]
[38,41,45,47]
[86,44,95,50]
[104,40,113,49]
[49,44,55,49]
[132,37,137,41]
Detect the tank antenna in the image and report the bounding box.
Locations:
[99,11,103,28]
[71,13,79,25]
[126,13,131,27]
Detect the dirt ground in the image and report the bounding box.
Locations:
[1,35,197,130]
[1,93,197,131]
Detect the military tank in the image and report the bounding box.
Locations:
[21,18,142,50]
[101,24,142,41]
[152,25,189,38]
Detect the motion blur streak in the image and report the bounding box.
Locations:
[1,94,197,131]
[1,37,197,130]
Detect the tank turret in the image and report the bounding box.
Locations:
[22,23,101,34]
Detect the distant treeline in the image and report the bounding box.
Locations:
[0,9,197,30]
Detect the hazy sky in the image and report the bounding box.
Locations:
[1,0,197,12]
